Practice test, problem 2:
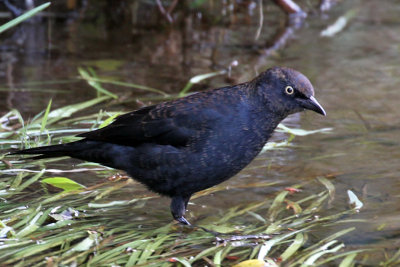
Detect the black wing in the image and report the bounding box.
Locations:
[77,102,221,147]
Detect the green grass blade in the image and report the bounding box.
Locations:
[40,98,52,133]
[179,70,226,97]
[170,257,192,267]
[46,95,111,124]
[338,252,358,267]
[78,68,118,99]
[42,177,86,192]
[303,242,346,266]
[83,77,169,96]
[0,2,51,34]
[98,113,121,128]
[280,233,306,261]
[317,177,335,199]
[276,124,332,136]
[267,190,289,221]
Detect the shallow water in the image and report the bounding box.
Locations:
[1,0,400,263]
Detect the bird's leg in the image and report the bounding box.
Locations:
[170,195,191,225]
[171,197,271,240]
[170,196,227,235]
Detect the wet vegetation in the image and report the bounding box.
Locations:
[0,103,367,265]
[1,0,400,266]
[0,66,353,266]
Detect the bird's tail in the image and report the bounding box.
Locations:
[10,141,89,160]
[10,140,135,171]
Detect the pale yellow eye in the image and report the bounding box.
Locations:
[285,86,294,95]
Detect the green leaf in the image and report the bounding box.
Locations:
[98,113,121,128]
[79,76,168,96]
[42,177,85,192]
[78,67,118,99]
[40,98,52,133]
[304,241,345,265]
[267,190,289,221]
[170,257,192,267]
[82,59,124,72]
[277,124,332,136]
[179,70,226,96]
[68,231,100,252]
[338,252,358,267]
[0,2,51,34]
[280,233,305,261]
[317,176,335,198]
[16,210,46,238]
[46,95,111,124]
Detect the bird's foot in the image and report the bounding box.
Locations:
[171,196,192,225]
[176,216,191,226]
[174,219,223,236]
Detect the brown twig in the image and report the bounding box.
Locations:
[272,0,303,14]
[259,0,307,57]
[156,0,174,24]
[262,11,306,56]
[167,0,178,14]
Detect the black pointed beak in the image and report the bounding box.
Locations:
[302,96,326,116]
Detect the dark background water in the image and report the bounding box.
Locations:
[1,0,400,261]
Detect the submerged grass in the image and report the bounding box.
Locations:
[0,165,369,266]
[0,70,379,266]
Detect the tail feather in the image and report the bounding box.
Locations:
[10,142,84,159]
[10,140,135,171]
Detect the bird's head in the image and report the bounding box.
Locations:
[254,67,326,117]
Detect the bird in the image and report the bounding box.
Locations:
[11,67,326,225]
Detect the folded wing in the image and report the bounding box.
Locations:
[78,102,220,148]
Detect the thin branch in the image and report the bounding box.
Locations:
[272,0,303,14]
[156,0,174,23]
[255,0,264,40]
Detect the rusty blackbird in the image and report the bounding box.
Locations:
[12,67,326,225]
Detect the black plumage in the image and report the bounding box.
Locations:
[11,67,326,225]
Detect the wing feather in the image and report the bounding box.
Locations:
[77,102,220,147]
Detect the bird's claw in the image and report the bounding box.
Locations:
[176,216,191,225]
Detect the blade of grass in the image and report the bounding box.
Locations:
[46,95,111,124]
[3,232,87,264]
[267,191,289,221]
[40,98,52,133]
[170,257,192,267]
[316,249,373,267]
[78,68,118,99]
[338,252,358,267]
[98,113,121,128]
[317,177,335,199]
[303,242,346,266]
[280,233,306,261]
[179,70,226,97]
[190,245,223,263]
[82,76,169,96]
[42,177,86,192]
[15,169,46,192]
[0,2,51,34]
[137,234,170,264]
[276,124,332,136]
[258,228,309,260]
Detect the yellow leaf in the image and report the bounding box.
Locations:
[232,259,267,267]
